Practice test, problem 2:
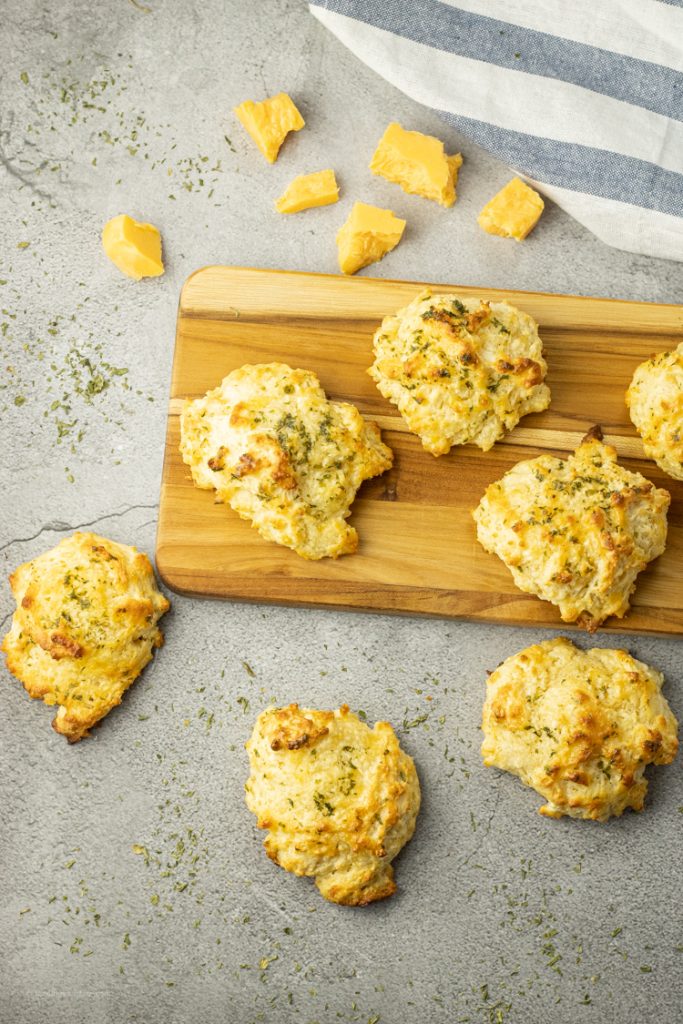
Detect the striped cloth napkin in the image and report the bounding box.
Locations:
[309,0,683,262]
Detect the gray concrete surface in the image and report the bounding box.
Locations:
[1,2,681,1023]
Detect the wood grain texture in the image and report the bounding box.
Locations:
[157,266,683,635]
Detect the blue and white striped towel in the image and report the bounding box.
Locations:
[310,0,683,262]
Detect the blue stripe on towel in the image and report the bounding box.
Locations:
[311,0,683,121]
[439,110,683,217]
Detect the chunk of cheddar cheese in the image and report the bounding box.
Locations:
[275,169,339,214]
[336,202,406,276]
[478,177,544,241]
[370,122,463,207]
[233,92,304,163]
[101,214,164,280]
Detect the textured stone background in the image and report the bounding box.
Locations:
[1,3,681,1023]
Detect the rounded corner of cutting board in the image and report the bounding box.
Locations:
[154,542,191,599]
[179,264,240,307]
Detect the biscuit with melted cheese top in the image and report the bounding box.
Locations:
[245,704,420,905]
[482,637,678,821]
[180,363,392,559]
[369,290,550,456]
[626,342,683,481]
[2,533,169,741]
[473,430,670,630]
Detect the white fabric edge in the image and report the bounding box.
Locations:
[522,178,683,262]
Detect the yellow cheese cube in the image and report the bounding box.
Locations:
[233,92,304,163]
[478,177,544,241]
[370,122,463,207]
[275,169,339,214]
[101,214,164,280]
[336,202,406,275]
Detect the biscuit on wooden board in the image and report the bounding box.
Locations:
[369,290,550,456]
[474,429,670,630]
[627,342,683,482]
[180,362,392,559]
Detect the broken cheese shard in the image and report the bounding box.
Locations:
[101,214,164,280]
[275,169,339,214]
[234,92,304,163]
[370,122,463,207]
[478,177,544,241]
[336,202,406,275]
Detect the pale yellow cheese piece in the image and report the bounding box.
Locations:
[336,202,406,275]
[370,122,463,207]
[101,214,164,280]
[478,177,544,240]
[275,169,339,214]
[233,92,304,163]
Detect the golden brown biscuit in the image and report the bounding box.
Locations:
[473,429,670,630]
[482,637,678,821]
[2,532,169,741]
[245,704,420,905]
[180,363,393,559]
[369,290,550,455]
[626,342,683,481]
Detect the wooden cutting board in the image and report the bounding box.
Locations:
[157,266,683,635]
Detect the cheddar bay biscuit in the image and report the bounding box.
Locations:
[473,429,669,630]
[369,290,550,455]
[2,532,169,741]
[245,704,420,905]
[626,342,683,481]
[180,363,392,559]
[482,638,678,821]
